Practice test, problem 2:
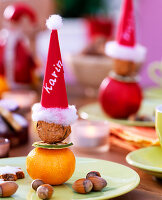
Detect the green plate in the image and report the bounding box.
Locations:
[0,156,139,200]
[144,87,162,99]
[78,99,162,127]
[126,146,162,178]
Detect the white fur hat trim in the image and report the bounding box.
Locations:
[105,41,147,63]
[32,103,78,126]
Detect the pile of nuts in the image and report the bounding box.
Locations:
[31,171,107,198]
[31,179,54,199]
[72,171,107,194]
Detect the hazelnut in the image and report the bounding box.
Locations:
[72,178,93,194]
[86,171,101,179]
[0,181,18,197]
[87,176,107,191]
[37,184,54,199]
[31,179,44,191]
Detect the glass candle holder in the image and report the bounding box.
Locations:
[71,120,109,152]
[0,138,10,158]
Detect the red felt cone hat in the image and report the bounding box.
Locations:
[105,0,146,63]
[41,15,68,108]
[116,0,135,47]
[3,3,36,23]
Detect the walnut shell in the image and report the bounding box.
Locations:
[113,59,139,76]
[36,121,71,144]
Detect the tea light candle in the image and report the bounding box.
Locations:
[71,120,109,151]
[0,138,10,158]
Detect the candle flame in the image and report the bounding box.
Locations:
[86,126,97,138]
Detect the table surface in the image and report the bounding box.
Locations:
[9,96,162,200]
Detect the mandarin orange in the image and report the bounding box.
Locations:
[0,76,9,97]
[26,147,75,185]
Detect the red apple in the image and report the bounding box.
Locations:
[99,77,142,118]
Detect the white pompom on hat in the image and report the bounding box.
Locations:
[46,15,63,30]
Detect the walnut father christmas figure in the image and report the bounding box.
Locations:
[105,0,146,76]
[0,4,37,89]
[99,0,146,119]
[32,15,78,144]
[27,16,77,186]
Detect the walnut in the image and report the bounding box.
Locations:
[36,121,71,144]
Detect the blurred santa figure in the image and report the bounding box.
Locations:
[0,3,38,89]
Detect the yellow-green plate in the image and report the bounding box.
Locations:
[144,87,162,99]
[78,99,162,127]
[0,156,139,200]
[126,146,162,178]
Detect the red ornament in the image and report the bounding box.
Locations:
[99,77,142,119]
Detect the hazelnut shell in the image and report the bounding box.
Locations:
[37,184,54,199]
[72,178,93,194]
[87,176,107,191]
[86,171,101,179]
[0,181,18,197]
[31,179,44,191]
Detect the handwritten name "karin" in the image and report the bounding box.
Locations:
[44,60,63,94]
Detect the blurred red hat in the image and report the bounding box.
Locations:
[3,3,37,23]
[105,0,146,63]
